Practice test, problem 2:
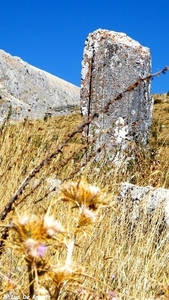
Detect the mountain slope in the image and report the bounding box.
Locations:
[0,50,80,122]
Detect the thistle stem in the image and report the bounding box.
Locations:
[53,285,61,300]
[28,261,35,298]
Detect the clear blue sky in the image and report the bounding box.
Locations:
[0,0,169,93]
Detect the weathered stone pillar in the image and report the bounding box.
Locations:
[80,29,153,162]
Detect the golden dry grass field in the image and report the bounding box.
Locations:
[0,94,169,299]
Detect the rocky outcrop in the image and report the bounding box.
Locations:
[0,50,80,122]
[80,29,152,161]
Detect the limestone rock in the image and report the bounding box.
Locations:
[0,50,80,122]
[80,29,153,160]
[118,182,169,227]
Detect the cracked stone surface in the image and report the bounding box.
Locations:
[0,50,80,122]
[80,29,153,160]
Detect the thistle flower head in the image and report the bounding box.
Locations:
[78,207,96,227]
[12,214,39,227]
[37,243,48,257]
[11,214,43,240]
[50,264,82,288]
[24,238,47,258]
[43,215,65,237]
[60,180,101,210]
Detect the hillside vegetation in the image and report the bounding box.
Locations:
[0,94,169,299]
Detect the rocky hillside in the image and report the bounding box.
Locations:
[0,50,80,122]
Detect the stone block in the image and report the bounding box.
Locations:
[80,29,153,161]
[118,182,169,231]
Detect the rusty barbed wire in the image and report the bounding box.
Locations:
[103,66,169,113]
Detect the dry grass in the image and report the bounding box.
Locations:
[0,95,169,299]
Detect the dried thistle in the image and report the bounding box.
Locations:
[11,214,43,241]
[49,264,83,299]
[9,213,66,298]
[60,180,102,210]
[78,207,96,227]
[24,238,47,259]
[11,213,66,241]
[43,215,65,238]
[47,239,83,299]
